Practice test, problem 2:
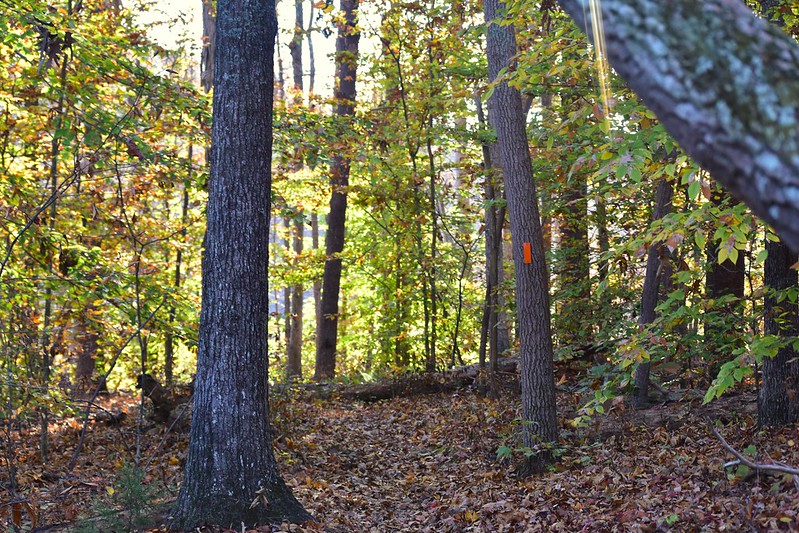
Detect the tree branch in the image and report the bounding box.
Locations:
[557,0,799,252]
[709,423,799,484]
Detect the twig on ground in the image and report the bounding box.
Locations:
[708,421,799,488]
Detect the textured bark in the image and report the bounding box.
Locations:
[756,0,799,429]
[199,0,215,92]
[315,0,359,380]
[483,0,558,475]
[760,239,799,426]
[558,0,799,252]
[633,179,673,405]
[172,0,310,527]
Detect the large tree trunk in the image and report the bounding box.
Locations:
[315,0,359,380]
[172,0,310,527]
[633,178,673,406]
[760,238,799,426]
[483,0,558,475]
[557,0,799,252]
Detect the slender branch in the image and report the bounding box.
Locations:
[709,423,799,478]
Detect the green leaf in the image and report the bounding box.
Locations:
[688,180,700,201]
[695,232,706,249]
[496,445,512,460]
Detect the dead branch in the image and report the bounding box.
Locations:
[709,422,799,484]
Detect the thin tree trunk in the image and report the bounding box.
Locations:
[165,148,191,386]
[286,0,305,379]
[633,178,674,406]
[200,0,216,92]
[315,0,359,380]
[483,0,558,475]
[287,216,304,379]
[475,93,506,372]
[40,11,72,461]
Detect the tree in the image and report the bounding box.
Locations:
[633,178,673,406]
[760,237,799,426]
[556,0,799,252]
[286,0,306,380]
[316,0,360,380]
[757,0,799,427]
[483,0,558,474]
[703,189,746,377]
[171,0,311,527]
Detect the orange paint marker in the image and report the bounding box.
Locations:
[523,242,532,264]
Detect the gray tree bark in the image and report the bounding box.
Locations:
[760,238,799,426]
[484,0,558,475]
[172,0,310,527]
[757,0,799,427]
[557,0,799,252]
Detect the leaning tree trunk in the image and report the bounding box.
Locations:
[557,0,799,253]
[483,0,558,475]
[171,0,310,527]
[315,0,359,380]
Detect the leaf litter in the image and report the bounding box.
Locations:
[1,385,797,532]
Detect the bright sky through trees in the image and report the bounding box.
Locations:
[141,0,339,96]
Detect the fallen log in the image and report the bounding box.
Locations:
[282,358,521,402]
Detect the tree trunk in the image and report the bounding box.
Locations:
[759,238,799,426]
[285,3,305,379]
[165,158,191,387]
[315,0,359,380]
[755,0,799,430]
[704,190,745,378]
[483,0,558,475]
[475,92,507,372]
[633,178,674,405]
[200,0,215,93]
[557,0,799,252]
[287,216,304,379]
[172,0,310,527]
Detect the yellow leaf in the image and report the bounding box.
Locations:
[106,487,115,496]
[464,510,479,522]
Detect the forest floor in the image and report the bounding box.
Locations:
[2,379,798,532]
